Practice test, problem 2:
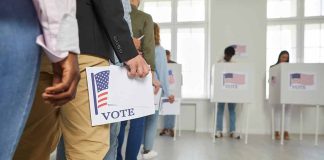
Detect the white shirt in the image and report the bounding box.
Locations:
[33,0,80,63]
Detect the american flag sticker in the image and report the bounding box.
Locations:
[223,73,246,85]
[91,70,110,115]
[290,73,315,90]
[168,69,175,84]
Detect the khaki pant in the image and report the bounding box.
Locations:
[14,54,110,160]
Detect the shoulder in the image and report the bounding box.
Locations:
[155,45,165,53]
[139,11,153,21]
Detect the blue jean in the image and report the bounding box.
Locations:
[56,123,120,160]
[117,117,145,160]
[163,115,175,129]
[216,103,236,132]
[0,1,41,159]
[104,122,121,160]
[143,111,159,151]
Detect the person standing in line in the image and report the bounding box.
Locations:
[117,0,160,160]
[54,0,143,159]
[270,50,291,140]
[1,0,80,159]
[215,46,240,139]
[14,0,149,159]
[159,50,177,137]
[141,22,175,159]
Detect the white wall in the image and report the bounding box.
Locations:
[158,0,324,135]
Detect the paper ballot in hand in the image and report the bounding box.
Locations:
[86,65,155,126]
[154,88,162,110]
[159,98,181,115]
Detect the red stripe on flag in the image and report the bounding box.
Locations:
[98,97,107,103]
[98,103,107,108]
[98,92,108,97]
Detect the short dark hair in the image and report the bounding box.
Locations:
[166,50,171,55]
[224,46,235,62]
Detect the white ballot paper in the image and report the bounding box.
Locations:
[159,98,181,115]
[154,88,162,110]
[86,65,155,126]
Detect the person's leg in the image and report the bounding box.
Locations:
[228,103,236,132]
[117,121,127,160]
[104,122,121,160]
[14,55,61,160]
[125,117,145,160]
[60,55,110,160]
[274,105,281,139]
[143,111,159,152]
[164,115,176,129]
[284,105,292,140]
[216,103,225,132]
[274,105,281,132]
[285,105,291,131]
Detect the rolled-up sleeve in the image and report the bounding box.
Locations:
[33,0,80,63]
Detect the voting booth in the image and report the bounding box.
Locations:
[269,63,324,145]
[211,63,255,144]
[159,63,182,140]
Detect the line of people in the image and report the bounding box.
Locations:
[6,0,179,160]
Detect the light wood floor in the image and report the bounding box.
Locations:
[51,131,324,160]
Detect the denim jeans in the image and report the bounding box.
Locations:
[143,111,159,151]
[163,115,175,129]
[104,122,121,160]
[216,103,236,132]
[117,117,145,160]
[0,1,41,159]
[56,123,120,160]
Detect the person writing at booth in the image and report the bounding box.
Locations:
[215,46,240,139]
[270,50,291,140]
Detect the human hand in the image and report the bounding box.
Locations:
[152,75,161,95]
[168,95,175,103]
[125,54,150,78]
[42,52,80,106]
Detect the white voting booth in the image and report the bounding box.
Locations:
[159,63,182,140]
[269,63,324,145]
[211,63,255,144]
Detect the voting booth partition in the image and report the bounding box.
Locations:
[159,64,182,140]
[269,63,324,145]
[211,63,255,144]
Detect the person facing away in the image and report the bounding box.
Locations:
[270,50,291,140]
[117,0,160,160]
[166,50,177,63]
[141,22,175,159]
[14,0,149,159]
[215,46,240,139]
[159,49,178,137]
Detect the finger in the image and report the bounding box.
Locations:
[42,79,78,102]
[45,73,73,94]
[127,64,137,78]
[137,65,144,78]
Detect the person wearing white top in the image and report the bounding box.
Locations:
[215,46,240,139]
[270,50,291,140]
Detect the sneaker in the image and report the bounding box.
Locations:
[284,131,290,140]
[159,128,168,136]
[142,150,158,159]
[229,131,240,139]
[169,129,175,137]
[215,131,223,138]
[275,131,280,140]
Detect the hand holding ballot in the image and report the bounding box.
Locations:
[125,54,150,78]
[86,65,155,126]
